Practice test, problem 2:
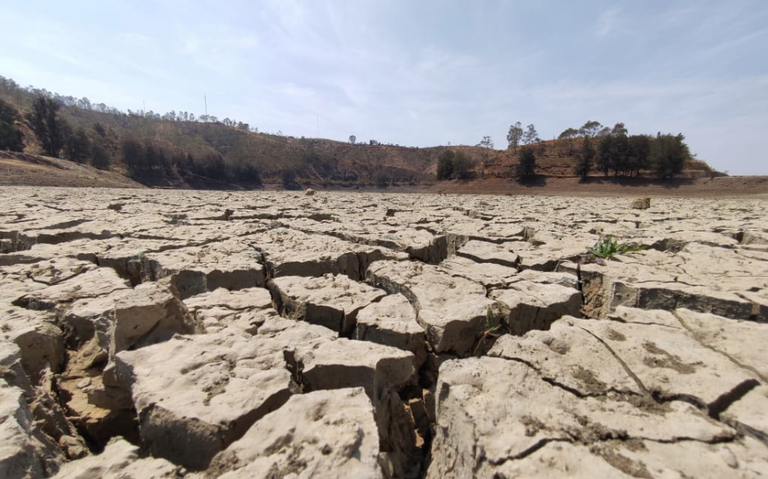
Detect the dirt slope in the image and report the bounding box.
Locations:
[0,152,144,188]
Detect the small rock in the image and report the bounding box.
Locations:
[58,435,88,460]
[305,188,316,196]
[107,203,123,211]
[631,197,651,209]
[76,378,91,389]
[719,447,739,469]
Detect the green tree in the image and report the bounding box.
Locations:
[0,99,24,152]
[234,162,262,186]
[650,133,689,179]
[93,122,106,137]
[611,122,628,136]
[203,152,227,180]
[522,124,540,145]
[349,135,356,145]
[282,169,298,189]
[121,136,145,173]
[575,137,595,181]
[376,174,390,188]
[558,127,579,156]
[477,136,494,149]
[597,134,629,176]
[506,122,523,151]
[65,128,91,163]
[579,120,603,138]
[436,150,455,180]
[91,142,110,169]
[453,151,476,180]
[517,146,536,179]
[29,95,66,156]
[627,135,651,176]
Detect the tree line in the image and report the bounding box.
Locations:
[118,135,261,185]
[0,75,258,133]
[7,93,262,185]
[562,121,690,180]
[434,119,693,183]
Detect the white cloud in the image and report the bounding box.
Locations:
[595,6,623,37]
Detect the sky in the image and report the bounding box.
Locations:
[2,0,767,175]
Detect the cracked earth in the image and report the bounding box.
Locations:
[1,186,767,478]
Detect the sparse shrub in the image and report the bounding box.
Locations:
[437,150,455,180]
[453,152,476,180]
[91,142,110,169]
[517,146,536,180]
[575,137,594,181]
[586,235,643,261]
[474,307,503,356]
[282,169,298,189]
[0,99,24,152]
[65,128,91,163]
[29,95,66,157]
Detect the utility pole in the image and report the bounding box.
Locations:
[204,95,208,116]
[317,114,320,137]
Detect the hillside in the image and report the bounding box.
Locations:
[1,75,720,190]
[0,151,143,188]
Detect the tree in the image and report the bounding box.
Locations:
[91,142,110,170]
[575,137,595,181]
[121,136,145,173]
[0,99,24,152]
[436,150,455,180]
[281,169,298,189]
[650,133,688,179]
[29,95,66,157]
[349,135,356,145]
[65,128,91,163]
[93,122,106,137]
[596,138,610,177]
[517,146,536,179]
[201,152,226,180]
[453,151,476,180]
[627,135,651,176]
[507,122,523,151]
[376,174,390,188]
[558,127,579,157]
[143,141,161,171]
[579,120,603,138]
[477,136,494,149]
[611,122,628,136]
[522,124,540,145]
[596,130,632,176]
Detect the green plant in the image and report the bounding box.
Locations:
[474,307,503,356]
[586,235,642,261]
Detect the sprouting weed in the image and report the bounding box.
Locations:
[585,235,643,261]
[473,307,503,356]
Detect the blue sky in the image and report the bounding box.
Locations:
[2,0,767,174]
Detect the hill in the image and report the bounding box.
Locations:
[1,75,721,190]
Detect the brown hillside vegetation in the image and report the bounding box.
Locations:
[0,75,744,192]
[0,151,143,188]
[3,150,768,197]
